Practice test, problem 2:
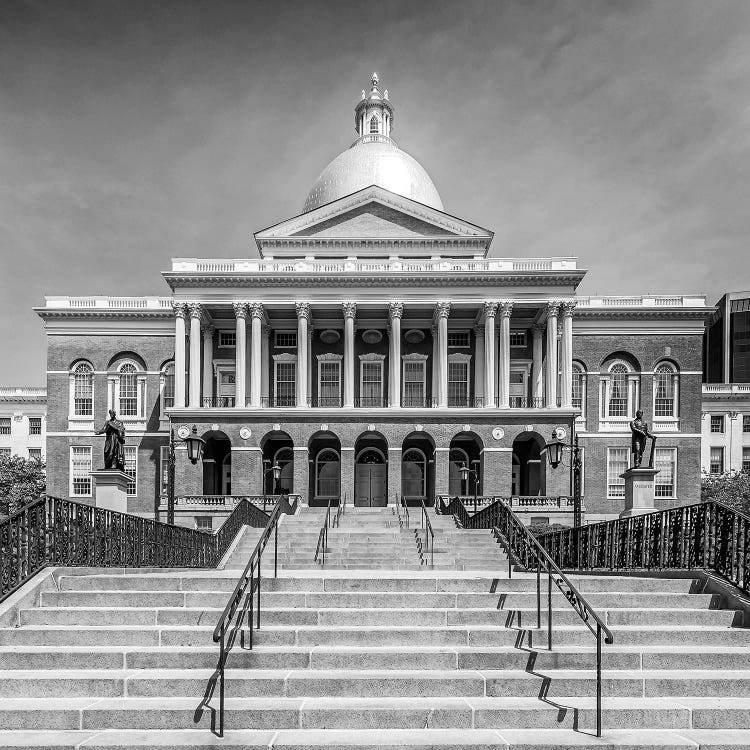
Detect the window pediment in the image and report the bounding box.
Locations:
[359,353,386,361]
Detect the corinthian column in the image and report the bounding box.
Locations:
[560,301,576,408]
[531,324,544,405]
[435,302,450,408]
[233,302,248,408]
[188,302,202,408]
[202,324,214,404]
[343,302,356,408]
[249,303,263,408]
[474,325,485,407]
[173,303,187,408]
[389,302,403,407]
[483,302,497,408]
[296,302,310,407]
[498,301,513,408]
[545,302,560,408]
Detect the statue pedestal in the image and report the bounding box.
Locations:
[619,467,659,519]
[90,470,130,514]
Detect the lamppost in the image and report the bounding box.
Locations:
[261,460,282,512]
[459,460,481,514]
[544,428,583,528]
[167,425,206,525]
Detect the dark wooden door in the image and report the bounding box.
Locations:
[355,463,387,507]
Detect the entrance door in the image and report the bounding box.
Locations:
[355,450,387,507]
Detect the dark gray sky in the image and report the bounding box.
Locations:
[2,0,749,386]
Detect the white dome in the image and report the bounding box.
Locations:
[304,139,443,213]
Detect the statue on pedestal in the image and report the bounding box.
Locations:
[629,410,656,468]
[96,409,126,471]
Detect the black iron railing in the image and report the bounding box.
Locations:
[536,500,750,595]
[260,396,296,408]
[314,498,334,565]
[308,397,343,408]
[201,396,236,408]
[0,495,270,603]
[401,397,436,408]
[415,498,434,567]
[354,396,386,408]
[209,494,296,736]
[491,498,613,737]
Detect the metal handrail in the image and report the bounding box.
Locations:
[415,498,434,568]
[334,493,346,528]
[491,499,613,738]
[314,498,333,565]
[210,495,294,736]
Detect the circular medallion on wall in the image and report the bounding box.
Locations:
[177,426,190,440]
[552,427,567,441]
[492,427,504,441]
[414,424,424,432]
[239,427,252,440]
[362,329,383,344]
[320,329,340,344]
[405,329,425,344]
[211,423,220,432]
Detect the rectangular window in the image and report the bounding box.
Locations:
[448,361,469,407]
[744,416,750,433]
[509,331,527,347]
[360,361,383,407]
[123,446,137,496]
[743,448,750,473]
[71,446,92,496]
[218,330,236,348]
[0,448,11,458]
[607,448,629,498]
[275,331,297,348]
[654,448,676,498]
[711,415,725,433]
[447,330,470,348]
[0,418,10,435]
[710,447,724,475]
[275,361,296,406]
[162,371,175,410]
[160,445,169,496]
[28,448,42,461]
[318,361,341,406]
[195,516,213,531]
[402,360,426,407]
[28,418,42,435]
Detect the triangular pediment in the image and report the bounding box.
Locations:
[254,186,493,257]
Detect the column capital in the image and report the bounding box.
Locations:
[295,302,311,320]
[435,301,451,319]
[560,300,577,317]
[187,302,202,319]
[172,302,188,319]
[342,301,357,319]
[483,301,498,319]
[233,301,248,319]
[546,301,561,318]
[249,302,264,320]
[498,301,514,318]
[389,301,404,319]
[201,323,215,336]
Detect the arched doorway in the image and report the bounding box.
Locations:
[512,432,546,496]
[261,431,294,495]
[449,432,483,496]
[202,430,231,496]
[401,431,435,506]
[308,431,342,507]
[354,431,388,507]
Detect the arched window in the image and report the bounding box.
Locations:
[118,363,138,416]
[608,363,628,417]
[448,447,470,496]
[402,448,426,498]
[315,448,340,499]
[654,363,679,419]
[161,363,175,411]
[72,362,93,417]
[369,115,379,134]
[572,363,586,415]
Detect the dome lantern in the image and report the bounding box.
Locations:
[354,72,394,141]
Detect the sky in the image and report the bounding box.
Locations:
[1,0,750,386]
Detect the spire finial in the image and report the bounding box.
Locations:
[370,72,380,97]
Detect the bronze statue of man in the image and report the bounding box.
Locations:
[629,410,655,468]
[96,409,126,471]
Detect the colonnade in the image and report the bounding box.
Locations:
[171,300,576,410]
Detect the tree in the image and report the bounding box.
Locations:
[0,453,46,519]
[701,471,750,515]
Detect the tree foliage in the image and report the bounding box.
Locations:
[701,471,750,515]
[0,454,46,519]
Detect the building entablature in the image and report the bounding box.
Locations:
[0,387,47,404]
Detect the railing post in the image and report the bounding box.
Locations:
[596,623,602,737]
[274,522,278,578]
[547,571,553,650]
[218,634,225,737]
[256,557,261,629]
[536,559,541,630]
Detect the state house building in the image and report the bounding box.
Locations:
[37,75,709,527]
